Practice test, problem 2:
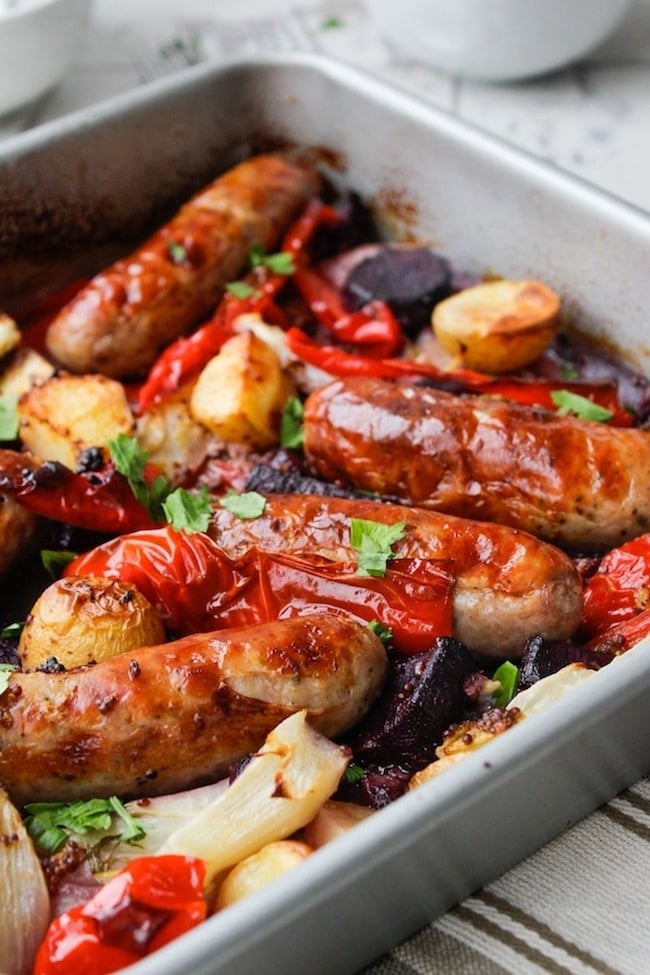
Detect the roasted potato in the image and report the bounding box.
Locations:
[216,840,313,910]
[432,278,561,372]
[190,330,295,448]
[18,373,134,470]
[0,314,21,360]
[0,346,56,399]
[18,575,166,671]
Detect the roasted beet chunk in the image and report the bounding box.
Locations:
[339,637,474,807]
[518,634,614,691]
[341,245,452,335]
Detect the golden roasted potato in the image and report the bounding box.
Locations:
[18,575,166,671]
[432,278,561,372]
[0,314,21,360]
[304,799,374,848]
[18,373,134,470]
[136,381,216,483]
[215,840,313,910]
[0,346,56,399]
[190,330,295,448]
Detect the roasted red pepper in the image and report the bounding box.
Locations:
[15,461,160,535]
[587,606,650,654]
[285,327,634,425]
[136,199,342,413]
[292,266,404,359]
[580,534,650,641]
[33,855,207,975]
[66,525,455,653]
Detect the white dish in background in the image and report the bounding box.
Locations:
[1,53,650,975]
[0,0,91,116]
[370,0,634,82]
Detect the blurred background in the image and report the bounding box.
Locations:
[1,0,649,211]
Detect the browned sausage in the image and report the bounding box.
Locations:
[45,151,321,380]
[302,377,650,553]
[209,494,583,658]
[0,613,386,806]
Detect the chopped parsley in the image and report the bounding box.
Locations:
[1,622,23,640]
[219,490,267,520]
[321,15,344,29]
[225,280,260,300]
[0,395,18,441]
[550,390,614,423]
[368,619,394,650]
[24,796,145,854]
[350,518,406,577]
[280,396,304,449]
[344,761,367,783]
[249,245,295,276]
[167,240,187,264]
[41,549,78,580]
[162,485,213,533]
[492,660,519,708]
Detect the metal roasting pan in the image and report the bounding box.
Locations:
[1,53,650,975]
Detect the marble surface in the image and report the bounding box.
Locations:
[2,0,650,213]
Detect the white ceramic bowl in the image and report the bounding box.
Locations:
[0,0,91,115]
[370,0,633,82]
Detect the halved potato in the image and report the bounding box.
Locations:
[18,372,134,469]
[19,575,166,671]
[190,330,295,448]
[432,278,560,372]
[0,314,21,360]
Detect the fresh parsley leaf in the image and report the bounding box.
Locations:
[280,396,304,449]
[550,390,614,423]
[41,549,78,580]
[0,663,17,697]
[108,434,172,520]
[162,485,212,533]
[0,395,18,441]
[368,619,394,650]
[24,796,145,854]
[226,280,259,300]
[321,15,344,28]
[350,518,406,577]
[492,661,519,708]
[344,762,366,783]
[249,245,295,276]
[219,490,267,520]
[167,240,187,263]
[560,364,580,380]
[1,622,23,640]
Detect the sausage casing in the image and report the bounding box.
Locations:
[45,151,321,379]
[0,613,386,806]
[302,377,650,552]
[209,493,583,657]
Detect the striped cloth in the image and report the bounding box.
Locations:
[362,776,650,975]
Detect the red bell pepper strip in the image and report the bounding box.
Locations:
[65,524,455,653]
[587,606,650,655]
[135,199,343,413]
[285,327,634,425]
[579,534,650,641]
[15,462,160,535]
[292,266,405,359]
[33,855,207,975]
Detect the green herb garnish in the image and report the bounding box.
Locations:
[280,396,304,449]
[350,518,406,577]
[219,490,267,520]
[41,549,78,580]
[226,280,259,300]
[321,16,343,28]
[24,796,145,854]
[550,390,614,423]
[492,661,519,708]
[0,395,18,441]
[249,245,295,276]
[167,240,187,264]
[368,619,394,650]
[1,622,23,640]
[162,485,213,533]
[108,433,172,521]
[344,762,367,783]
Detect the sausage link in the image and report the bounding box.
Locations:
[0,613,385,806]
[45,151,321,379]
[209,493,583,658]
[302,377,650,553]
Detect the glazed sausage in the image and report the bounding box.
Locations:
[302,377,650,553]
[209,494,583,658]
[45,151,321,380]
[0,613,386,806]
